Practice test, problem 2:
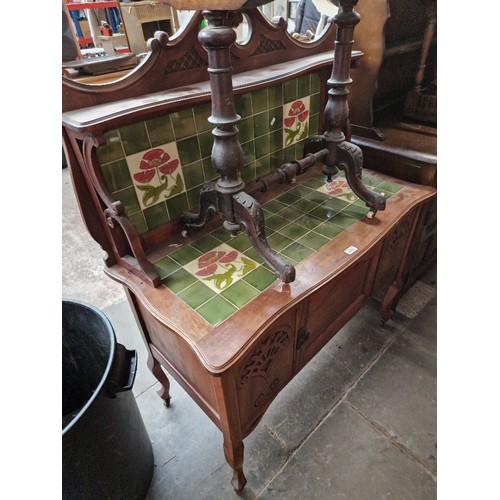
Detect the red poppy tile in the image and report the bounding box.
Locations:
[316,177,358,203]
[283,96,310,148]
[125,142,186,210]
[183,243,259,293]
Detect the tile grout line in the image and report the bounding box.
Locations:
[256,325,400,498]
[343,399,437,481]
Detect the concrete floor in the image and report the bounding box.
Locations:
[62,166,437,499]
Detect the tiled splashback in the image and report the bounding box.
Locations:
[151,171,404,327]
[96,73,322,235]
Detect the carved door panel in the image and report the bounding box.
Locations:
[372,210,416,302]
[295,248,381,368]
[235,309,297,430]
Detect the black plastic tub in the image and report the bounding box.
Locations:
[62,300,153,499]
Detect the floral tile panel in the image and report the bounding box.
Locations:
[126,143,186,210]
[151,171,404,327]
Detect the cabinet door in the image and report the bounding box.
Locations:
[297,248,381,368]
[235,309,297,430]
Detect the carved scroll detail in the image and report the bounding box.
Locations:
[239,328,291,386]
[254,378,280,407]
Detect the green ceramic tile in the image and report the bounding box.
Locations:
[309,204,337,221]
[329,212,358,229]
[203,158,218,181]
[117,186,141,215]
[221,279,260,308]
[265,214,290,231]
[178,281,216,309]
[268,83,283,107]
[163,268,198,294]
[289,184,314,197]
[302,176,325,189]
[226,233,253,252]
[377,180,403,194]
[191,234,221,253]
[297,75,310,98]
[196,295,237,326]
[210,226,233,243]
[172,108,197,140]
[361,174,380,187]
[297,231,330,251]
[129,211,148,235]
[242,246,266,264]
[198,130,213,159]
[252,87,268,114]
[283,144,297,164]
[295,213,323,230]
[241,161,256,184]
[119,122,150,156]
[143,201,169,230]
[311,73,321,93]
[269,129,282,153]
[256,155,272,179]
[101,159,132,193]
[276,191,301,206]
[341,203,369,219]
[310,93,320,116]
[182,161,205,190]
[314,221,344,240]
[284,79,298,103]
[170,245,203,266]
[177,136,201,165]
[153,256,181,279]
[97,130,124,164]
[304,190,330,204]
[243,266,277,291]
[278,206,305,221]
[322,197,350,212]
[194,102,212,133]
[268,232,294,252]
[166,193,189,220]
[186,187,201,210]
[238,117,254,143]
[309,113,320,135]
[281,241,315,263]
[146,115,175,147]
[269,149,285,170]
[235,92,253,117]
[253,111,270,137]
[241,140,256,166]
[255,135,270,159]
[292,197,318,213]
[279,222,309,240]
[263,199,288,213]
[269,106,283,132]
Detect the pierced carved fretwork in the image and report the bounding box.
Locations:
[239,328,291,386]
[253,35,286,56]
[163,46,207,75]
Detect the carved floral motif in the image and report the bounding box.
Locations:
[239,328,291,386]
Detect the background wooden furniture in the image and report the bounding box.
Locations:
[62,6,436,491]
[346,0,437,299]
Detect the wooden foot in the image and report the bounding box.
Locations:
[147,354,171,405]
[231,468,247,492]
[337,141,386,215]
[181,182,217,230]
[380,282,399,322]
[233,190,295,283]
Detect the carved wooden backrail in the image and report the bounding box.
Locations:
[62,9,341,112]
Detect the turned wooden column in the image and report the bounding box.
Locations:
[181,10,295,283]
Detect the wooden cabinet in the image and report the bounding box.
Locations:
[62,7,436,492]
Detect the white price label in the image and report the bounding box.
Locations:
[344,246,358,255]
